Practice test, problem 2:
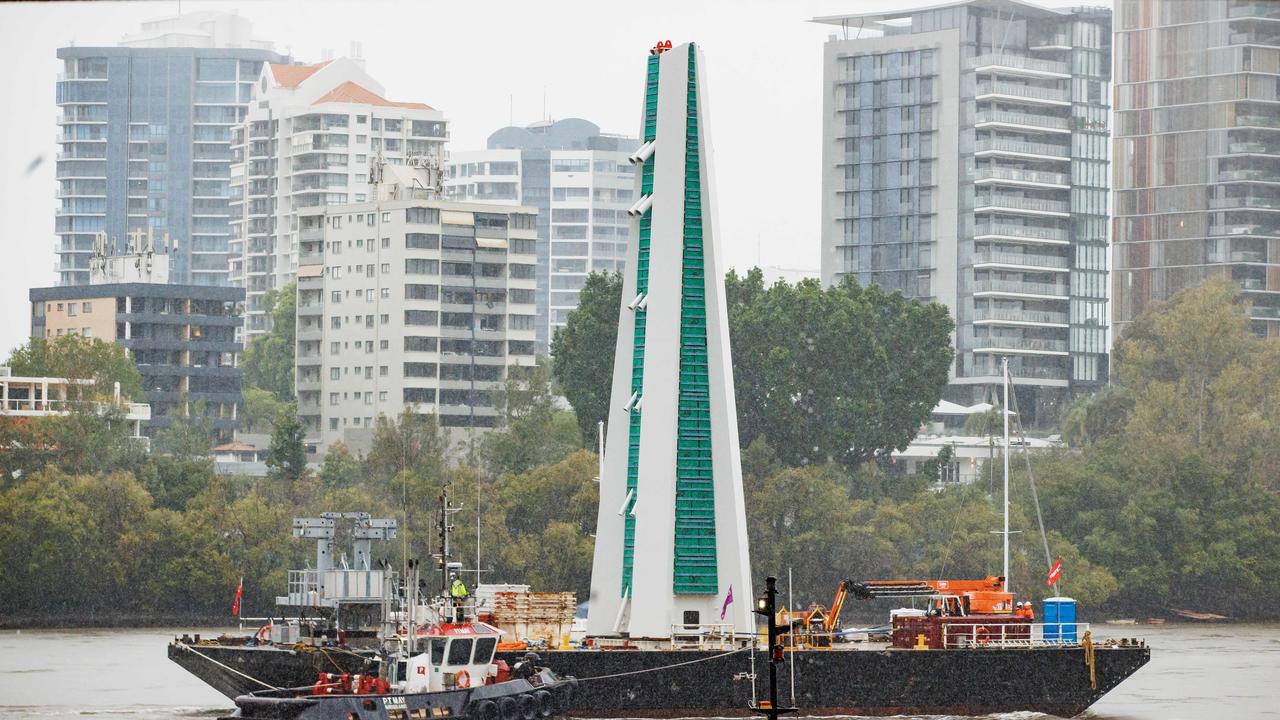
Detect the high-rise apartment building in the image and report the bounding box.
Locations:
[295,163,538,452]
[446,119,639,354]
[230,58,447,338]
[56,13,288,286]
[30,246,243,440]
[1113,0,1280,336]
[816,0,1112,424]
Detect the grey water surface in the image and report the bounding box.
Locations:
[0,624,1276,720]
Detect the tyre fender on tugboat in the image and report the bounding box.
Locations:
[469,699,499,720]
[533,690,554,719]
[498,695,520,720]
[517,694,538,720]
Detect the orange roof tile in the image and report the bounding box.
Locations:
[269,60,331,88]
[311,80,434,110]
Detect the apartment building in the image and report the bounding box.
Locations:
[230,57,448,338]
[446,118,639,354]
[1113,0,1280,336]
[30,246,243,439]
[816,0,1112,425]
[56,12,288,286]
[295,163,538,453]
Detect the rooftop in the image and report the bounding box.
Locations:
[812,0,1100,29]
[312,80,433,110]
[270,60,331,88]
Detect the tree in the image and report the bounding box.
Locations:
[550,272,622,445]
[482,360,583,477]
[7,335,144,403]
[318,441,361,488]
[241,282,297,401]
[551,268,954,469]
[726,271,953,468]
[265,405,307,483]
[240,386,290,435]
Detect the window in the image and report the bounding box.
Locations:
[330,342,340,355]
[446,639,473,667]
[380,339,389,350]
[552,159,590,173]
[381,263,391,274]
[329,393,339,406]
[381,288,391,299]
[511,238,536,254]
[331,290,343,303]
[404,387,436,403]
[382,237,391,248]
[406,207,440,224]
[405,259,439,275]
[404,362,438,377]
[381,313,390,325]
[405,310,438,326]
[406,233,441,249]
[329,418,339,431]
[405,336,437,352]
[331,317,342,329]
[510,315,535,330]
[82,328,92,338]
[406,284,439,300]
[379,391,388,401]
[510,264,535,279]
[67,303,78,316]
[82,302,92,313]
[472,637,497,665]
[330,368,341,380]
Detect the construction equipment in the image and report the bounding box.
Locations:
[851,576,1013,616]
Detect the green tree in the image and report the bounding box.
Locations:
[241,282,297,401]
[7,335,144,403]
[550,272,622,444]
[265,405,307,483]
[482,360,582,477]
[240,386,291,434]
[726,271,953,468]
[318,441,361,488]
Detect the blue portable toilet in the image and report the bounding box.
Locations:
[1042,597,1077,643]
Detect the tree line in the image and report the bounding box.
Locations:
[1,274,1277,624]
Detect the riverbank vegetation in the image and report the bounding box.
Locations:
[0,277,1276,626]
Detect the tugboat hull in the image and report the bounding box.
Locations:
[173,642,1148,718]
[169,642,375,700]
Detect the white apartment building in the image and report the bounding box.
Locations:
[446,118,638,354]
[296,164,539,453]
[230,57,447,337]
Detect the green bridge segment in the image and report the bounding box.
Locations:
[673,45,717,596]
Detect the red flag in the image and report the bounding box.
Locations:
[232,576,244,616]
[1045,558,1062,587]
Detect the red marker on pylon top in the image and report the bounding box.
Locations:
[650,40,673,55]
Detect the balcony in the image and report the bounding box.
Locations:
[973,166,1070,187]
[973,308,1069,326]
[1227,142,1280,155]
[1209,196,1280,210]
[972,279,1069,299]
[972,251,1070,270]
[975,82,1070,105]
[970,336,1069,355]
[972,363,1070,381]
[975,110,1070,133]
[973,223,1070,244]
[1230,3,1280,19]
[974,194,1071,216]
[1219,169,1280,183]
[1249,305,1280,320]
[1236,115,1280,129]
[1211,250,1268,263]
[1211,223,1278,236]
[975,138,1069,159]
[967,54,1070,78]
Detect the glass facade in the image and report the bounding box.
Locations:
[820,0,1112,426]
[1113,0,1280,336]
[56,46,287,287]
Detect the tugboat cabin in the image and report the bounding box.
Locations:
[401,621,504,692]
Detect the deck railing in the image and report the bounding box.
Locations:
[940,621,1091,648]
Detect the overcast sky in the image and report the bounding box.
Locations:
[0,0,1097,357]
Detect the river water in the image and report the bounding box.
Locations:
[0,624,1276,719]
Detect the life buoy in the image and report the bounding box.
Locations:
[255,625,271,642]
[456,669,471,689]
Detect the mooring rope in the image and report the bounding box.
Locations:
[176,642,283,692]
[574,646,752,682]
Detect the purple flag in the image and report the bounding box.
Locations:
[720,585,734,620]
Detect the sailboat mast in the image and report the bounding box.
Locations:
[1001,357,1011,594]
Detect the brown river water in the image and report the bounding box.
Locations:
[0,624,1276,719]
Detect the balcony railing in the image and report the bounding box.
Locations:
[976,82,1069,103]
[975,110,1070,132]
[1236,114,1280,129]
[973,223,1069,242]
[1228,142,1280,155]
[974,166,1070,186]
[968,54,1070,76]
[1209,196,1280,210]
[973,308,1069,325]
[972,251,1070,269]
[1230,3,1280,19]
[975,195,1071,214]
[975,139,1070,158]
[1219,169,1279,182]
[970,336,1069,353]
[972,279,1069,297]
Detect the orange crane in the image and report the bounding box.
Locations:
[851,576,1013,615]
